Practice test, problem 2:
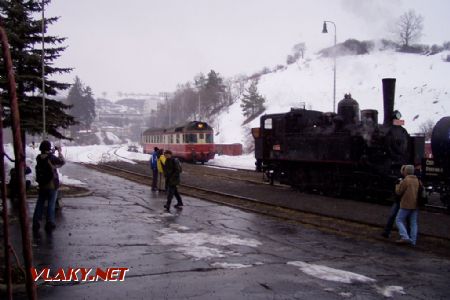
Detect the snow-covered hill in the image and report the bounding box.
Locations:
[214,50,450,149]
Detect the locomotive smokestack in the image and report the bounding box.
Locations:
[382,78,396,126]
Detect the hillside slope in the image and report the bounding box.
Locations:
[214,50,450,149]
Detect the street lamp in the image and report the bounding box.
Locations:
[41,0,46,138]
[322,20,337,113]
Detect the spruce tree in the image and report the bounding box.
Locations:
[203,70,226,116]
[67,77,96,132]
[240,80,265,118]
[0,0,76,140]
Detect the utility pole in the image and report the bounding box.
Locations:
[41,0,46,138]
[322,20,337,113]
[198,93,201,120]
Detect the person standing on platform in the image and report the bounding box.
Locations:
[162,150,183,211]
[157,148,166,192]
[150,147,159,191]
[32,140,65,232]
[381,165,406,238]
[395,165,420,245]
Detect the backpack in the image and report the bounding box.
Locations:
[35,156,54,186]
[174,158,182,174]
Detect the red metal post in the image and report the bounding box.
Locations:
[0,106,12,300]
[0,21,38,300]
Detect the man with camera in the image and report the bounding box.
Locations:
[32,140,65,232]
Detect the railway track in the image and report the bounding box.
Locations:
[81,162,450,257]
[133,160,449,213]
[135,160,267,186]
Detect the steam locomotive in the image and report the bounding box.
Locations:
[252,78,426,200]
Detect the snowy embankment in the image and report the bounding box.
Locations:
[214,50,450,147]
[3,144,253,187]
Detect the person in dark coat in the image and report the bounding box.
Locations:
[32,140,65,232]
[150,147,159,191]
[162,150,183,211]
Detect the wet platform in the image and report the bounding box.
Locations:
[3,162,450,299]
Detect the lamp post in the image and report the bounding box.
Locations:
[41,0,46,138]
[322,20,337,113]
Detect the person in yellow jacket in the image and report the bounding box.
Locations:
[157,149,166,192]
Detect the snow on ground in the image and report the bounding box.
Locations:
[287,261,406,298]
[157,226,261,260]
[206,153,256,170]
[214,50,450,146]
[287,261,376,284]
[3,143,252,186]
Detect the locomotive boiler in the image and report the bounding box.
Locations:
[252,78,424,200]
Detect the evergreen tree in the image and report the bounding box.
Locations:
[203,70,226,116]
[66,77,96,131]
[0,0,76,140]
[82,86,96,126]
[240,80,265,118]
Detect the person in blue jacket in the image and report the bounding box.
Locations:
[150,147,159,191]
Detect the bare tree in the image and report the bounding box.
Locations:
[419,119,435,140]
[396,10,424,47]
[286,42,306,65]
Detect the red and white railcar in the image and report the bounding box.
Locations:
[142,121,215,163]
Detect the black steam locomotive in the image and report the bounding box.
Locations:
[252,78,425,200]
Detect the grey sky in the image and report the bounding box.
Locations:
[46,0,450,98]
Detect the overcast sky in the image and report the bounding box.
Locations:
[46,0,450,98]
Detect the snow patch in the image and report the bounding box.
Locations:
[211,262,253,269]
[287,261,376,284]
[157,228,261,260]
[375,285,406,298]
[206,153,256,170]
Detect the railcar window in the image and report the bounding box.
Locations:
[185,133,197,143]
[199,133,204,139]
[206,133,213,143]
[264,118,272,129]
[176,134,180,144]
